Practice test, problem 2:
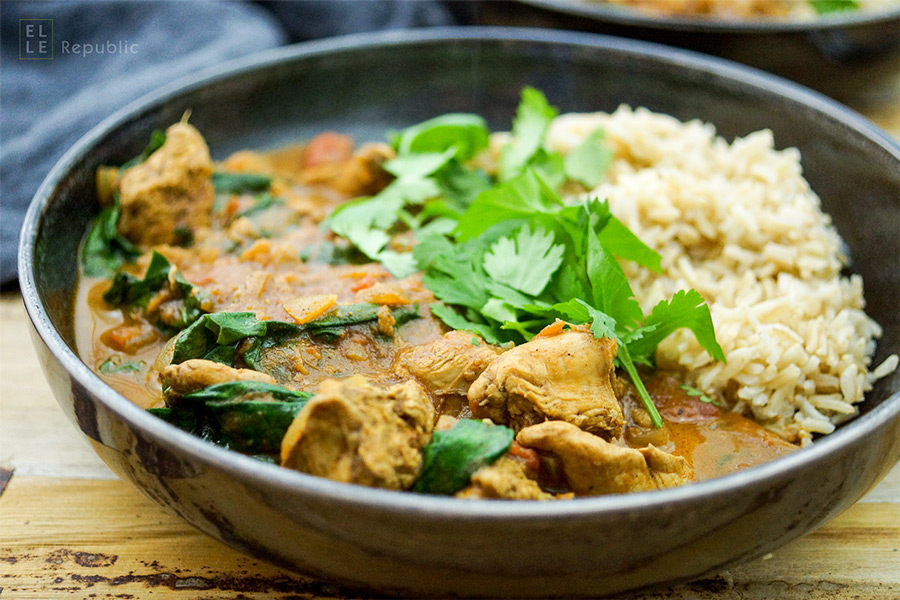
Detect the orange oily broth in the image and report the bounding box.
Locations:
[75,277,166,409]
[622,373,798,480]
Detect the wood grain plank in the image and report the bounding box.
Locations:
[2,476,899,600]
[0,293,115,480]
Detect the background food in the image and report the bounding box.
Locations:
[595,0,899,19]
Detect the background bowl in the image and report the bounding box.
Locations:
[18,28,900,598]
[476,1,900,107]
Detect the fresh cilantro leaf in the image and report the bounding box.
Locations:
[499,87,558,181]
[529,147,567,191]
[680,384,720,406]
[395,113,489,161]
[583,218,643,332]
[434,161,492,212]
[483,225,564,296]
[416,236,490,310]
[324,149,455,277]
[454,170,561,241]
[481,298,519,324]
[376,250,418,279]
[429,303,504,345]
[549,298,592,323]
[596,214,663,273]
[383,149,456,182]
[328,195,405,235]
[564,128,614,188]
[625,289,725,365]
[576,300,619,342]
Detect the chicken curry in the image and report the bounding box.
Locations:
[76,92,800,500]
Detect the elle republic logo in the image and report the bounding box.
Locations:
[19,19,53,60]
[19,19,139,60]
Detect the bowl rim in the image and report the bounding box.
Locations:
[18,26,900,521]
[518,0,900,33]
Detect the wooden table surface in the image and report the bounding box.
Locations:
[2,69,899,600]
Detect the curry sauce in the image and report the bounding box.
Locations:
[74,118,799,499]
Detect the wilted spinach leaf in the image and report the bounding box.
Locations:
[98,357,145,374]
[102,250,212,331]
[172,304,420,367]
[212,172,273,195]
[81,197,141,277]
[413,420,514,495]
[182,381,312,404]
[119,129,166,171]
[151,380,312,454]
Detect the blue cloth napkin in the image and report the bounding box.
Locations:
[0,0,457,285]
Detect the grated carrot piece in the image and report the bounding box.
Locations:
[536,319,566,338]
[283,294,338,325]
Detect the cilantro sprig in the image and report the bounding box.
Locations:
[325,114,493,278]
[325,88,724,427]
[416,171,724,427]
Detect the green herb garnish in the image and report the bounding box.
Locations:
[102,250,212,332]
[810,0,859,14]
[119,129,166,171]
[325,113,493,278]
[81,195,141,277]
[172,304,421,368]
[212,172,273,195]
[680,384,721,407]
[417,183,723,428]
[564,128,614,188]
[324,89,722,428]
[150,381,311,454]
[413,419,514,495]
[235,193,283,219]
[99,357,145,374]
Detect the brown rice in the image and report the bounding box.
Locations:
[547,106,896,445]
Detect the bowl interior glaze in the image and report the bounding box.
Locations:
[19,29,900,598]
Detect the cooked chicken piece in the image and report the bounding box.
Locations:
[456,455,554,500]
[161,358,277,396]
[280,376,434,490]
[516,421,692,495]
[639,445,694,489]
[400,331,503,398]
[467,327,624,440]
[299,142,394,197]
[117,122,215,246]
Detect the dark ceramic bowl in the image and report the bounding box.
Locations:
[478,1,900,104]
[18,28,900,598]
